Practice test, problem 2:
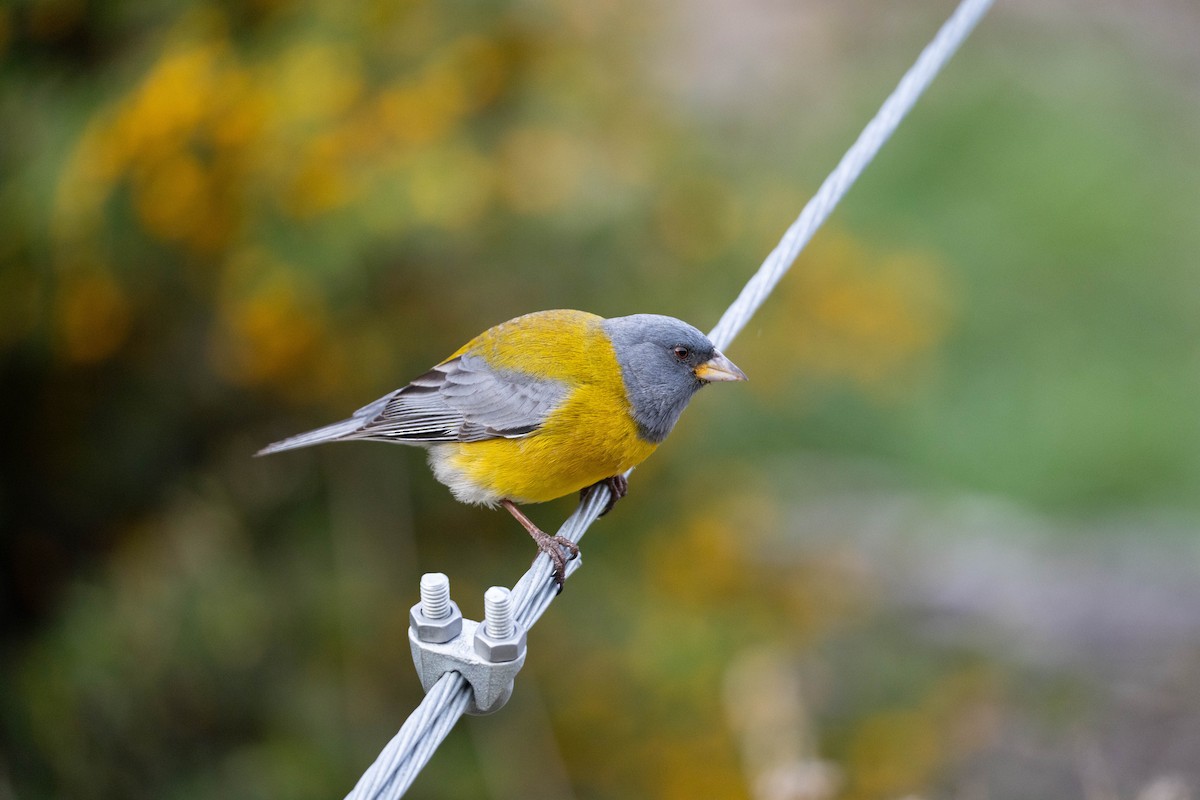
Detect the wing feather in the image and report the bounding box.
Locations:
[358,354,567,444]
[258,355,568,455]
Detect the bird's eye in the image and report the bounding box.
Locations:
[672,346,690,362]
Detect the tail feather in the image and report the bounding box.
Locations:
[255,416,368,456]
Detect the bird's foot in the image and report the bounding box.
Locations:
[501,498,579,591]
[527,527,581,592]
[581,474,628,517]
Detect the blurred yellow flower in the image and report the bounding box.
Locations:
[54,34,235,254]
[131,149,210,243]
[118,40,225,161]
[408,142,494,230]
[270,41,364,126]
[846,708,941,800]
[643,487,780,608]
[55,269,132,364]
[741,230,954,398]
[443,35,508,111]
[376,73,467,148]
[209,250,328,389]
[283,132,354,218]
[208,66,270,151]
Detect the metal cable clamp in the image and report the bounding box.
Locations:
[408,575,527,715]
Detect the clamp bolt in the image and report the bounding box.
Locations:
[474,586,526,663]
[409,572,462,644]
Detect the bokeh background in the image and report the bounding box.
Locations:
[3,0,1200,797]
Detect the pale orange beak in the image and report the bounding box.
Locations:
[694,350,748,383]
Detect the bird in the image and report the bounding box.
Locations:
[257,309,746,586]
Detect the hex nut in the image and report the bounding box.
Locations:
[473,622,527,663]
[409,600,463,644]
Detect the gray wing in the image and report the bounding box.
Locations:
[256,354,567,455]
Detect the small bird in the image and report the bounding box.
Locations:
[257,309,746,585]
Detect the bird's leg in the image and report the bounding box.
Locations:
[580,474,629,517]
[500,499,580,590]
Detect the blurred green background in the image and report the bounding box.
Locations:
[3,0,1199,798]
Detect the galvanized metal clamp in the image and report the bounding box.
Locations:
[408,574,527,715]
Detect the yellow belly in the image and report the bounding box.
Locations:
[429,382,658,505]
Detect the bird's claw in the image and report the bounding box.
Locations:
[531,530,580,592]
[581,474,629,517]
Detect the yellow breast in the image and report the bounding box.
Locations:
[430,310,658,505]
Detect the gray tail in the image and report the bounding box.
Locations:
[255,416,366,456]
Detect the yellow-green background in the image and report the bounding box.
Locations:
[3,0,1199,798]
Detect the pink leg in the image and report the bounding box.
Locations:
[501,499,580,589]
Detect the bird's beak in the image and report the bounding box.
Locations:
[694,350,748,383]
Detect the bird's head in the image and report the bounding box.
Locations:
[603,314,747,443]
